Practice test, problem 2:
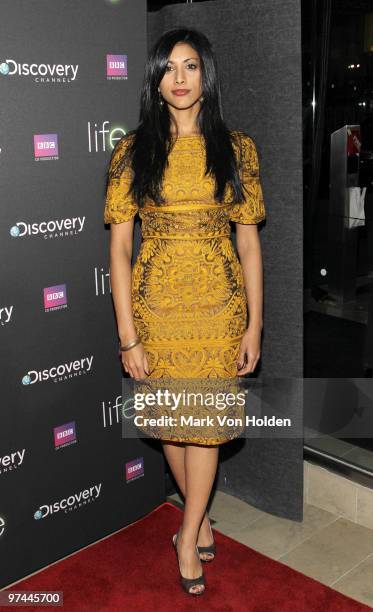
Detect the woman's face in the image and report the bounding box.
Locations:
[158,42,202,110]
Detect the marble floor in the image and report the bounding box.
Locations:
[167,489,373,609]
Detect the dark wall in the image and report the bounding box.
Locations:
[148,0,304,520]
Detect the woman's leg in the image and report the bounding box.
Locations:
[161,441,217,557]
[172,444,219,593]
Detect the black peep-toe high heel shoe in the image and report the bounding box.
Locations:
[172,530,206,596]
[197,518,216,562]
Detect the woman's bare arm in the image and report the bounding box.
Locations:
[109,221,137,343]
[109,221,149,379]
[235,223,264,375]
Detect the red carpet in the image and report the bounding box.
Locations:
[2,502,371,611]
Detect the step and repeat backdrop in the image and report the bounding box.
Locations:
[0,0,165,588]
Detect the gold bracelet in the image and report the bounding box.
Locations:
[119,337,141,352]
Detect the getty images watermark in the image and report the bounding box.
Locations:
[119,376,304,442]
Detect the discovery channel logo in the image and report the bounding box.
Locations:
[9,216,86,240]
[0,59,78,83]
[34,483,102,520]
[106,54,127,80]
[21,355,94,385]
[34,134,59,160]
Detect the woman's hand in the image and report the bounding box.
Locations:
[236,326,262,376]
[121,343,151,380]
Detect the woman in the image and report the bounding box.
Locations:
[104,27,265,596]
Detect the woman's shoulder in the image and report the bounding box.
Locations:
[230,130,259,165]
[113,130,136,154]
[108,131,136,176]
[230,129,255,146]
[109,131,135,165]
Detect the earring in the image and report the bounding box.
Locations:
[158,89,164,107]
[199,95,204,103]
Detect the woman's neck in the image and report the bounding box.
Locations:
[170,128,201,137]
[168,105,201,137]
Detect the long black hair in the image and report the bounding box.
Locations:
[110,27,247,208]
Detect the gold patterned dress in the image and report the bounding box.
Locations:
[104,130,266,445]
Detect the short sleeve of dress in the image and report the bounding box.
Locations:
[103,135,138,224]
[229,133,266,224]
